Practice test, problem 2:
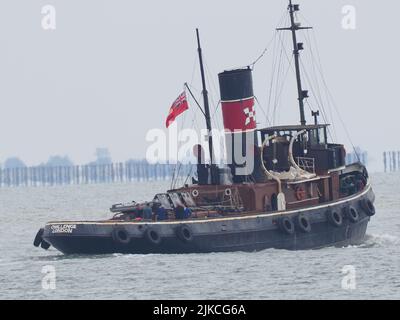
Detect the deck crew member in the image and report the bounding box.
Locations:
[143,203,153,220]
[174,205,185,220]
[156,206,168,221]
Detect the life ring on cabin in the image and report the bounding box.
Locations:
[360,199,376,217]
[33,228,44,247]
[225,188,232,196]
[344,206,359,223]
[176,224,194,243]
[145,227,162,245]
[112,226,131,245]
[327,209,343,227]
[295,186,307,201]
[192,189,199,198]
[296,215,311,233]
[279,217,295,235]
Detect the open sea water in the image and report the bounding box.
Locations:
[0,173,399,300]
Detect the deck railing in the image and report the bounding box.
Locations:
[296,157,315,173]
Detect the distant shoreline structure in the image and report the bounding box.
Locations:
[0,161,193,188]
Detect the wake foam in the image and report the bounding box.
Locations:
[360,233,400,248]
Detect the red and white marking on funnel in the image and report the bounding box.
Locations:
[221,97,256,132]
[244,105,256,126]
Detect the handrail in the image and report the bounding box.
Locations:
[260,135,282,194]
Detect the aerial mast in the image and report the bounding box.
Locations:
[277,0,312,126]
[196,28,217,184]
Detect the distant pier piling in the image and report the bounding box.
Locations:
[383,151,400,173]
[0,162,193,188]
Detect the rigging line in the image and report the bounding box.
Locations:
[183,164,194,186]
[322,79,361,160]
[190,54,198,86]
[302,32,323,109]
[298,17,340,135]
[304,28,359,158]
[276,15,296,67]
[272,32,285,124]
[250,8,288,68]
[313,33,337,142]
[267,23,287,121]
[304,30,325,111]
[292,28,328,120]
[203,57,219,102]
[211,100,221,119]
[300,61,335,142]
[204,61,223,146]
[173,81,199,188]
[170,165,176,190]
[188,90,202,134]
[273,30,290,124]
[298,58,330,122]
[273,22,298,124]
[273,55,294,124]
[266,31,279,121]
[250,45,269,69]
[173,100,189,189]
[254,95,271,126]
[203,58,221,120]
[174,162,183,189]
[185,83,207,117]
[303,29,338,141]
[299,56,337,145]
[185,83,202,131]
[186,85,208,158]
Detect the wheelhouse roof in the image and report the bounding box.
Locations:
[258,124,330,134]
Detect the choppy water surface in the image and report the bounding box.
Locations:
[0,173,399,299]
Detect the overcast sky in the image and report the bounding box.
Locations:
[0,0,398,172]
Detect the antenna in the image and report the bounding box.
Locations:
[277,1,312,126]
[311,110,320,125]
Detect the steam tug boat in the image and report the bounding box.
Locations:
[34,1,375,254]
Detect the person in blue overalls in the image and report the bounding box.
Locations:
[183,207,192,219]
[156,205,168,221]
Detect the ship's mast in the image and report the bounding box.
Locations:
[196,28,217,184]
[277,0,312,126]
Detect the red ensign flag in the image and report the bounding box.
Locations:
[166,91,189,128]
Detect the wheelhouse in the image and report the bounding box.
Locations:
[258,124,346,175]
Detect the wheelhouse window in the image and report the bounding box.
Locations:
[309,128,327,148]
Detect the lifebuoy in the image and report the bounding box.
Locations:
[327,209,342,227]
[112,227,131,245]
[360,199,375,216]
[346,206,359,223]
[225,188,232,196]
[192,189,199,197]
[176,224,194,243]
[295,186,307,201]
[145,227,162,245]
[279,217,295,235]
[33,228,44,247]
[296,215,311,233]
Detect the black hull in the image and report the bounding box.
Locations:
[42,186,375,255]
